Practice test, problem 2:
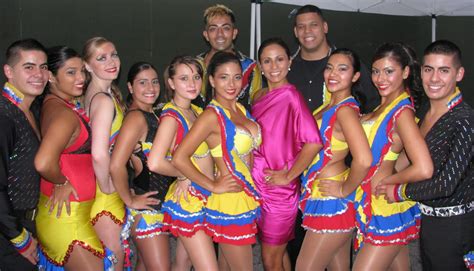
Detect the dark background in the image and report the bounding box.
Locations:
[1,0,472,105]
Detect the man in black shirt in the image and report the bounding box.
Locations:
[287,5,379,114]
[286,5,380,267]
[0,39,48,271]
[377,40,473,271]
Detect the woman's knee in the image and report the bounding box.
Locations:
[262,250,281,270]
[220,244,252,271]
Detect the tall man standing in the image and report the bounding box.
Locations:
[286,5,380,267]
[288,4,379,113]
[0,39,48,271]
[195,4,262,109]
[377,40,473,271]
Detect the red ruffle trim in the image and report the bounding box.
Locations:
[91,210,125,226]
[364,223,420,247]
[302,207,356,232]
[135,227,164,237]
[39,240,105,266]
[162,213,206,238]
[205,223,257,245]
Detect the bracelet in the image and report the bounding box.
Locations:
[399,184,408,200]
[176,176,187,182]
[393,184,406,202]
[55,178,69,187]
[10,228,32,253]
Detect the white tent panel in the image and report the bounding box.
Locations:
[264,0,474,16]
[265,0,371,12]
[250,0,474,57]
[400,0,474,16]
[364,0,474,16]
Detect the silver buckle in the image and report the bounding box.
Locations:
[419,201,474,217]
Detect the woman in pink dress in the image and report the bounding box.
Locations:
[251,37,322,271]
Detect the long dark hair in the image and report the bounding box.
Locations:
[206,51,241,103]
[126,61,159,106]
[328,48,363,103]
[33,46,81,117]
[257,37,291,62]
[48,46,81,76]
[372,42,425,111]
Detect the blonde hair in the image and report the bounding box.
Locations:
[203,4,235,26]
[82,37,125,110]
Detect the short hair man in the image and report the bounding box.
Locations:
[195,4,262,109]
[288,5,379,113]
[286,5,381,267]
[0,38,48,270]
[377,40,473,270]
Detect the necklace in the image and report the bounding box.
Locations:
[171,99,197,118]
[49,93,86,115]
[301,47,332,85]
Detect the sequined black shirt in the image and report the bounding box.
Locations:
[0,96,40,239]
[405,101,474,207]
[130,109,173,210]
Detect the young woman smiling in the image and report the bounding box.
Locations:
[35,46,114,270]
[171,52,261,270]
[297,48,372,271]
[147,55,215,271]
[110,62,173,270]
[251,37,321,271]
[83,37,127,270]
[353,43,433,271]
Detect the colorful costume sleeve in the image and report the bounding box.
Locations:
[160,103,188,153]
[195,54,208,104]
[248,63,262,104]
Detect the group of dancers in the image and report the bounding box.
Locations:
[1,4,473,271]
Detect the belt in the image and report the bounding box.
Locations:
[13,208,37,221]
[419,201,474,217]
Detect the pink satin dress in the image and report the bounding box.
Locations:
[251,83,321,245]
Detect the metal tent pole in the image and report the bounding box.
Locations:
[250,1,256,59]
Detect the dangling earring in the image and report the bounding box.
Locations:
[288,67,291,71]
[261,71,264,75]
